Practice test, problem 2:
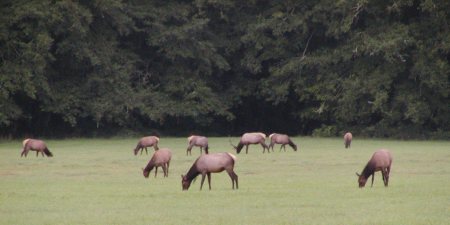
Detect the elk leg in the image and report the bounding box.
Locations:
[234,172,239,189]
[166,162,170,177]
[263,143,269,153]
[235,172,239,189]
[145,147,148,155]
[245,145,249,154]
[227,171,239,189]
[207,172,211,190]
[386,166,391,186]
[41,150,45,157]
[200,174,206,190]
[371,173,375,187]
[383,168,389,187]
[187,144,194,156]
[162,165,167,177]
[154,166,158,178]
[261,143,268,153]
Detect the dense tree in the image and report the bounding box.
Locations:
[0,0,448,138]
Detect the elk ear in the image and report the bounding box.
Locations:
[355,172,361,177]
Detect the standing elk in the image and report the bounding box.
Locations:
[181,152,238,190]
[268,133,297,152]
[230,132,269,154]
[134,136,159,155]
[21,139,53,157]
[143,148,172,178]
[356,149,393,188]
[186,135,209,155]
[344,132,353,149]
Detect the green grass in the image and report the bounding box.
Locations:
[0,137,449,225]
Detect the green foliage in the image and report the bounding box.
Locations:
[0,0,448,138]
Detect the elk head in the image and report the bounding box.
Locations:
[143,168,149,178]
[181,175,191,190]
[356,172,366,188]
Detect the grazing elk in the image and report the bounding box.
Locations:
[181,152,238,190]
[230,132,269,154]
[134,136,159,155]
[268,133,297,152]
[143,148,172,178]
[21,139,53,157]
[344,132,353,149]
[356,149,393,188]
[186,135,209,155]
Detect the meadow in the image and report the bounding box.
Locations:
[0,137,449,225]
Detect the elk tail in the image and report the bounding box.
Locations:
[22,139,31,147]
[187,135,194,143]
[44,148,53,157]
[227,152,237,162]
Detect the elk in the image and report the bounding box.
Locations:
[356,149,393,188]
[230,132,269,154]
[21,139,53,157]
[143,148,172,178]
[134,136,159,155]
[186,135,209,155]
[268,133,297,152]
[181,152,238,190]
[344,132,353,149]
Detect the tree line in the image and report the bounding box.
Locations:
[1,0,449,139]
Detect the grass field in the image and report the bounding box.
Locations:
[0,137,449,225]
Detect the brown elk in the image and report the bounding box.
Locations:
[268,133,297,152]
[134,136,159,155]
[186,135,209,155]
[143,148,172,178]
[344,132,353,149]
[21,139,53,157]
[356,149,393,188]
[181,152,238,190]
[230,132,269,154]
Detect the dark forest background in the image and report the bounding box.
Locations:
[1,0,449,139]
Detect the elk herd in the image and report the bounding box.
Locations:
[19,131,393,190]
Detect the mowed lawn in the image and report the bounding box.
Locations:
[0,137,449,225]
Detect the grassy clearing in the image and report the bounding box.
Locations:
[0,137,449,225]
